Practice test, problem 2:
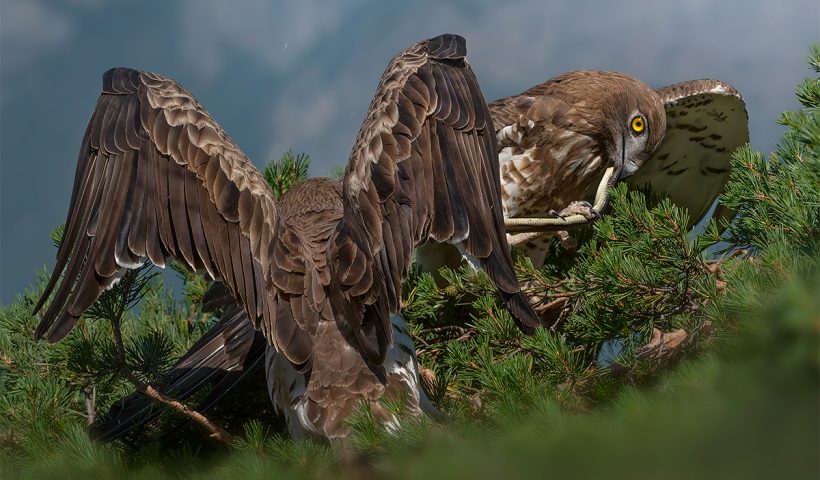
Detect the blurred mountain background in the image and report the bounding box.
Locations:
[1,0,817,302]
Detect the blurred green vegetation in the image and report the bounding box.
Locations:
[1,47,818,479]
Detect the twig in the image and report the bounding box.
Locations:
[84,384,96,426]
[130,379,234,443]
[420,325,468,335]
[109,316,234,443]
[534,297,570,315]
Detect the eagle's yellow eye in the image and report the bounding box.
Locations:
[630,116,646,134]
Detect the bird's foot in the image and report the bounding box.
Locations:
[549,200,601,221]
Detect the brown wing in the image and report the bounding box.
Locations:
[330,34,541,368]
[627,79,748,228]
[488,94,534,134]
[34,68,277,343]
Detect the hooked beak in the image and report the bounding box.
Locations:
[615,133,640,180]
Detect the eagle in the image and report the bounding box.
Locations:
[34,34,541,441]
[90,63,748,442]
[489,72,749,265]
[418,71,749,267]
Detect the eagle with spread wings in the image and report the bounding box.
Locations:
[88,53,749,443]
[34,34,540,441]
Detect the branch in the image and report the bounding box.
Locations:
[109,317,234,444]
[128,376,234,444]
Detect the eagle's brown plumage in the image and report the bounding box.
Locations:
[485,71,746,265]
[331,34,539,371]
[35,34,539,440]
[90,69,748,441]
[33,67,276,343]
[489,70,666,220]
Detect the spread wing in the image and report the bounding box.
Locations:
[626,79,748,228]
[331,34,541,367]
[34,68,278,342]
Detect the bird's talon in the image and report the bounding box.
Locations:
[555,200,601,221]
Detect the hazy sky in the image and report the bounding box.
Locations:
[1,0,817,303]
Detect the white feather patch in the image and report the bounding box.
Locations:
[265,346,313,439]
[384,313,422,414]
[114,252,147,270]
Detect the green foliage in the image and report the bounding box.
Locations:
[262,150,310,200]
[402,186,723,420]
[721,46,820,255]
[564,191,717,342]
[49,224,65,248]
[169,259,211,306]
[86,265,158,323]
[0,266,217,461]
[2,55,819,479]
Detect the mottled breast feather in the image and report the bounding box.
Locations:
[34,68,278,343]
[333,34,541,369]
[488,71,667,219]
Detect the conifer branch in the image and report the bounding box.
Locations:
[109,314,234,444]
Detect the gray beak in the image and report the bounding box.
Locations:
[617,133,640,179]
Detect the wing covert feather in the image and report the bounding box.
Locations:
[627,79,748,228]
[34,68,277,343]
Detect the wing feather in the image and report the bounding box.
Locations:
[184,170,209,272]
[627,79,748,228]
[34,68,278,343]
[428,126,455,239]
[332,34,541,367]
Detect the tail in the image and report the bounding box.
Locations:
[457,244,541,334]
[91,303,266,441]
